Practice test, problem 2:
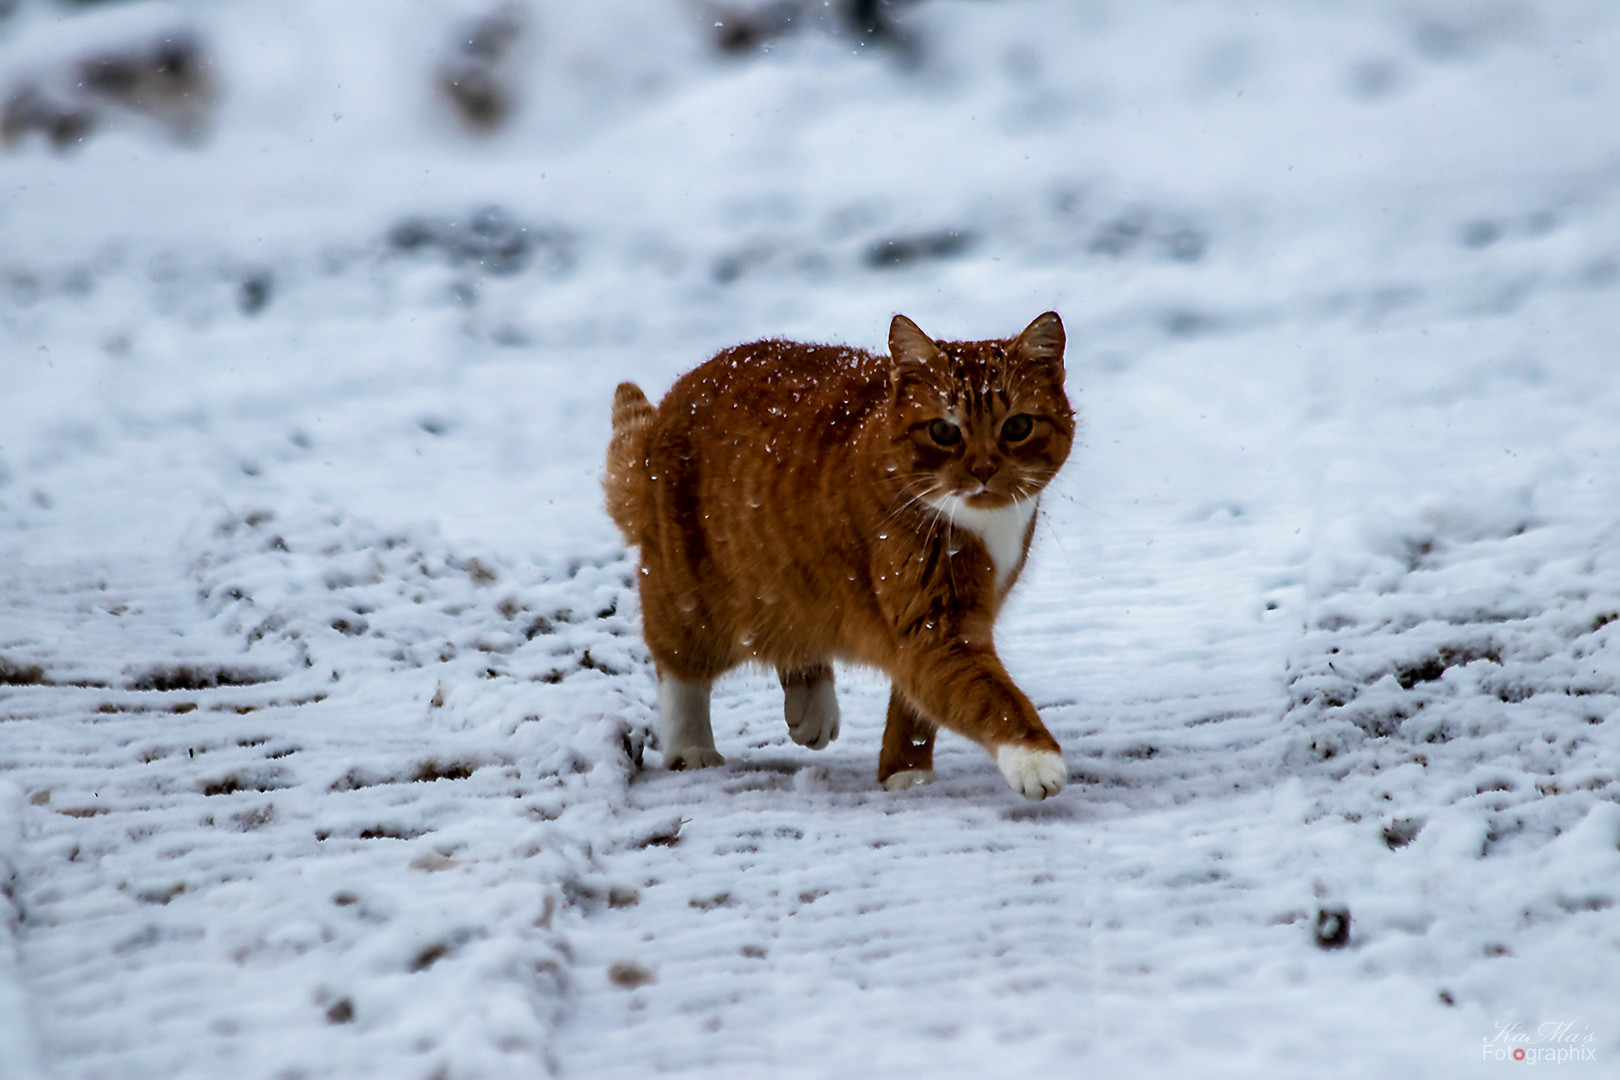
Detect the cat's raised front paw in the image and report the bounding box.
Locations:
[996,745,1066,801]
[783,677,840,750]
[665,747,726,771]
[881,768,937,792]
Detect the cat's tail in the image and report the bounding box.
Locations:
[604,381,655,543]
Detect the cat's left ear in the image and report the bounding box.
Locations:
[1011,311,1065,376]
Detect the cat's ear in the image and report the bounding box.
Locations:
[887,312,946,396]
[889,314,943,392]
[1011,311,1065,376]
[889,314,942,366]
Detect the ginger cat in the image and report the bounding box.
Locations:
[604,312,1074,799]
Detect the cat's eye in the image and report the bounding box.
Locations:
[1001,414,1034,442]
[928,419,962,446]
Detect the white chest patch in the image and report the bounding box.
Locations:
[925,494,1038,592]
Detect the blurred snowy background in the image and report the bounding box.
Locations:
[2,0,1619,1077]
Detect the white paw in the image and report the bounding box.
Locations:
[658,676,722,771]
[881,769,938,792]
[783,678,840,750]
[665,747,726,771]
[996,746,1066,801]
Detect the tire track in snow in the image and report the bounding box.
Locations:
[1280,500,1620,1024]
[549,506,1321,1077]
[0,780,47,1080]
[0,508,654,1079]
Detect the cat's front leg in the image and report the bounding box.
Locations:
[778,663,840,749]
[994,744,1067,801]
[891,642,1065,800]
[657,673,725,770]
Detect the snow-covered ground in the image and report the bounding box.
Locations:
[2,0,1618,1075]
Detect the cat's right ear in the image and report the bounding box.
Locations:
[889,314,942,391]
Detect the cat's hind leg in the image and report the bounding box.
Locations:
[877,690,937,791]
[657,673,725,770]
[778,663,840,750]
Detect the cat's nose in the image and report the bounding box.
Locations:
[967,459,997,484]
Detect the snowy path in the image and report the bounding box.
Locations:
[550,291,1620,1077]
[0,493,640,1077]
[3,1,1620,1076]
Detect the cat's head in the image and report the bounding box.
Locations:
[885,311,1074,511]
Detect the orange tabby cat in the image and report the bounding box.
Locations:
[604,312,1074,799]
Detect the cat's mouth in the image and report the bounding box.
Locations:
[956,487,1014,509]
